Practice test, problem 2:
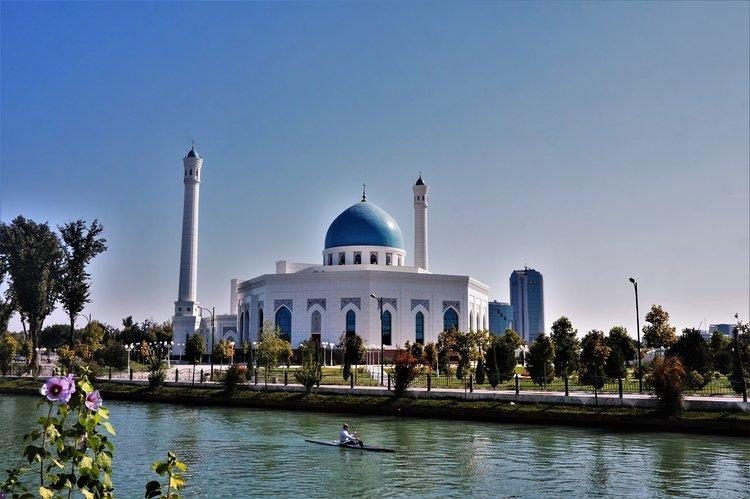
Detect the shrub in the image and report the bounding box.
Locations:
[95,340,128,370]
[393,349,420,396]
[648,356,686,415]
[223,364,248,390]
[527,333,555,387]
[685,370,705,390]
[475,358,486,385]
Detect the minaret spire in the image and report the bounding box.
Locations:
[173,143,203,356]
[362,183,367,202]
[413,173,429,270]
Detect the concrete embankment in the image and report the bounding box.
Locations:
[1,378,747,437]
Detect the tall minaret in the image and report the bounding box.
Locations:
[413,173,429,271]
[172,144,202,351]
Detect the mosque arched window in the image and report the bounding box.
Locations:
[258,308,264,333]
[354,252,361,264]
[275,306,291,342]
[311,310,321,334]
[345,310,356,337]
[339,252,346,265]
[370,252,378,265]
[382,311,392,345]
[443,308,458,332]
[415,312,424,345]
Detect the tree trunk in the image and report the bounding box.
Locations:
[70,313,76,347]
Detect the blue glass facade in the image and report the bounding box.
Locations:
[510,268,545,344]
[488,301,514,335]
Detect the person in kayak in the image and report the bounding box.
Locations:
[339,423,363,448]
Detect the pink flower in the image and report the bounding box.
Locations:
[85,390,103,412]
[40,374,76,405]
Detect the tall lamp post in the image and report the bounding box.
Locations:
[370,294,385,386]
[629,277,643,393]
[197,306,216,377]
[125,343,134,372]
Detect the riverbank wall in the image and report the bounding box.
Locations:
[1,378,747,437]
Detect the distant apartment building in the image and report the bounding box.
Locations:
[709,324,734,336]
[510,267,545,344]
[489,301,514,335]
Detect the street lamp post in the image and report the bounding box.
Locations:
[125,343,134,372]
[229,341,235,365]
[370,294,385,386]
[251,341,257,369]
[629,277,643,393]
[197,306,216,377]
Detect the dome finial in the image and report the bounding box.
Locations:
[186,140,200,158]
[415,172,425,186]
[362,183,367,202]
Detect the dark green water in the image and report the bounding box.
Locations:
[1,394,748,497]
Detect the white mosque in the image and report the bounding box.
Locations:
[171,145,489,355]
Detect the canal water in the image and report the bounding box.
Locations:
[1,394,748,497]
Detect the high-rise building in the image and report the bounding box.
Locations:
[172,145,203,355]
[709,324,734,336]
[488,301,513,335]
[510,267,545,344]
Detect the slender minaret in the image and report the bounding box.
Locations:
[172,144,202,352]
[413,173,429,270]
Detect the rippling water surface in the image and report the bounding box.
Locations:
[1,395,748,497]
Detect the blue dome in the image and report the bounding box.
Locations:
[325,200,404,250]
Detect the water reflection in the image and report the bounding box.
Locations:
[1,396,748,498]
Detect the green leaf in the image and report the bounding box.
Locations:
[80,455,93,470]
[97,407,109,419]
[51,458,65,469]
[175,461,188,472]
[102,422,116,436]
[79,379,94,394]
[169,475,186,490]
[81,488,95,499]
[39,486,54,499]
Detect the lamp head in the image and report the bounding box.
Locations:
[629,277,636,284]
[370,293,378,299]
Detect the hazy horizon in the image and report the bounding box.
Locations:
[1,2,748,338]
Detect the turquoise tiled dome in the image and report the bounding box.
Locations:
[324,200,404,250]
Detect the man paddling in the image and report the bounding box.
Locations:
[339,423,363,448]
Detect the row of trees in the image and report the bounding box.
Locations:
[0,216,107,367]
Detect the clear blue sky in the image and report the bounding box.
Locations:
[1,1,748,337]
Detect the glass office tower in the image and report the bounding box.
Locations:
[510,268,545,344]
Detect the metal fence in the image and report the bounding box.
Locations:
[2,362,743,397]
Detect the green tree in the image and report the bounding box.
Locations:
[729,318,749,396]
[527,333,555,387]
[710,330,733,374]
[184,332,206,384]
[550,317,579,377]
[423,342,438,374]
[295,339,322,393]
[436,330,459,377]
[0,271,15,334]
[669,328,712,388]
[485,333,516,388]
[642,305,677,352]
[501,329,523,350]
[604,326,635,379]
[0,216,63,368]
[256,321,289,385]
[58,219,107,347]
[0,332,20,375]
[339,332,366,381]
[213,339,230,368]
[39,323,73,350]
[95,339,128,370]
[579,330,611,389]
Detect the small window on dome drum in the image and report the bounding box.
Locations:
[327,254,332,266]
[370,252,378,265]
[339,252,346,265]
[354,252,361,264]
[386,253,392,266]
